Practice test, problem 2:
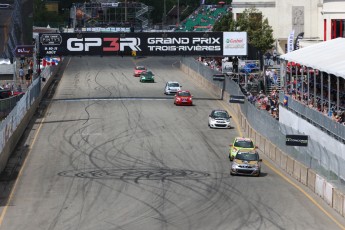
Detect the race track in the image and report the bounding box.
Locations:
[0,56,344,230]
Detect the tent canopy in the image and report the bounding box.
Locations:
[280,38,345,80]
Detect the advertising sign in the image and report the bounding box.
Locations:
[223,32,247,56]
[38,32,248,57]
[287,30,295,53]
[229,95,245,104]
[14,45,35,57]
[286,135,308,147]
[39,32,224,56]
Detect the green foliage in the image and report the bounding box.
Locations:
[34,0,66,27]
[213,7,274,53]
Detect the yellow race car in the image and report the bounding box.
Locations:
[229,137,256,161]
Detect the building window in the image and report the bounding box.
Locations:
[331,19,345,39]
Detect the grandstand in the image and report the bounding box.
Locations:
[176,4,230,32]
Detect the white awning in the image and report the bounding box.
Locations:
[280,38,345,80]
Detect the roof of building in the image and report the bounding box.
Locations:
[280,38,345,80]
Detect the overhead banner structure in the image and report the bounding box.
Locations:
[38,32,247,57]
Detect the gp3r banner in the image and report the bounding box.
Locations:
[38,32,247,57]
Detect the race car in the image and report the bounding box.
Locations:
[229,137,256,161]
[164,81,181,95]
[139,71,155,83]
[230,149,262,177]
[208,109,231,128]
[174,90,193,106]
[134,66,147,77]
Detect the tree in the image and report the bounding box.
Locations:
[213,7,274,54]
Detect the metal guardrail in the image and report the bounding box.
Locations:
[0,94,24,119]
[181,57,345,184]
[279,91,345,142]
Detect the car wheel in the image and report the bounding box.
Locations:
[230,171,234,176]
[256,171,261,177]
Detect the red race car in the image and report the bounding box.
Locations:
[133,66,147,77]
[174,90,193,106]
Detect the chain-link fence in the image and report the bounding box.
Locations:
[181,57,345,187]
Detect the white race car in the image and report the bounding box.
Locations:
[208,109,231,128]
[164,81,181,95]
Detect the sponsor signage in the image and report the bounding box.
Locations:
[101,2,119,7]
[14,45,35,57]
[287,30,295,53]
[286,135,308,147]
[212,74,225,81]
[223,32,247,56]
[229,95,245,104]
[38,32,247,56]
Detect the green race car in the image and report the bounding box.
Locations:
[229,137,256,161]
[140,71,155,83]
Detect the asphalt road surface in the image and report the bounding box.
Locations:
[0,56,344,230]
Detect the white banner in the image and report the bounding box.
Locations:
[223,32,247,56]
[287,30,295,53]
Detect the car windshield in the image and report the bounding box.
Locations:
[235,152,259,161]
[213,111,229,118]
[136,66,146,70]
[143,71,153,76]
[168,83,180,87]
[178,91,191,97]
[234,140,254,148]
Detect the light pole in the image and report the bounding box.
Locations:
[163,0,166,28]
[125,0,127,22]
[177,0,180,25]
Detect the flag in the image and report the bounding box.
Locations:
[287,30,295,53]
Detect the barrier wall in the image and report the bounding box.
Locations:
[0,63,62,173]
[179,57,345,219]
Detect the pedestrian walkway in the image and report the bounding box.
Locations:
[8,57,35,93]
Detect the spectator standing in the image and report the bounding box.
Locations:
[272,49,277,65]
[28,67,34,82]
[19,67,24,84]
[25,73,31,87]
[20,56,25,68]
[232,56,239,73]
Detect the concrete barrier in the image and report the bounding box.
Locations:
[250,129,256,141]
[315,174,324,198]
[274,148,281,165]
[286,156,294,175]
[256,133,263,150]
[269,143,276,161]
[307,169,316,192]
[324,181,334,206]
[0,64,62,173]
[300,163,308,186]
[333,189,344,216]
[264,140,270,156]
[293,160,302,182]
[280,152,288,171]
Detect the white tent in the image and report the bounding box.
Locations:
[280,37,345,80]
